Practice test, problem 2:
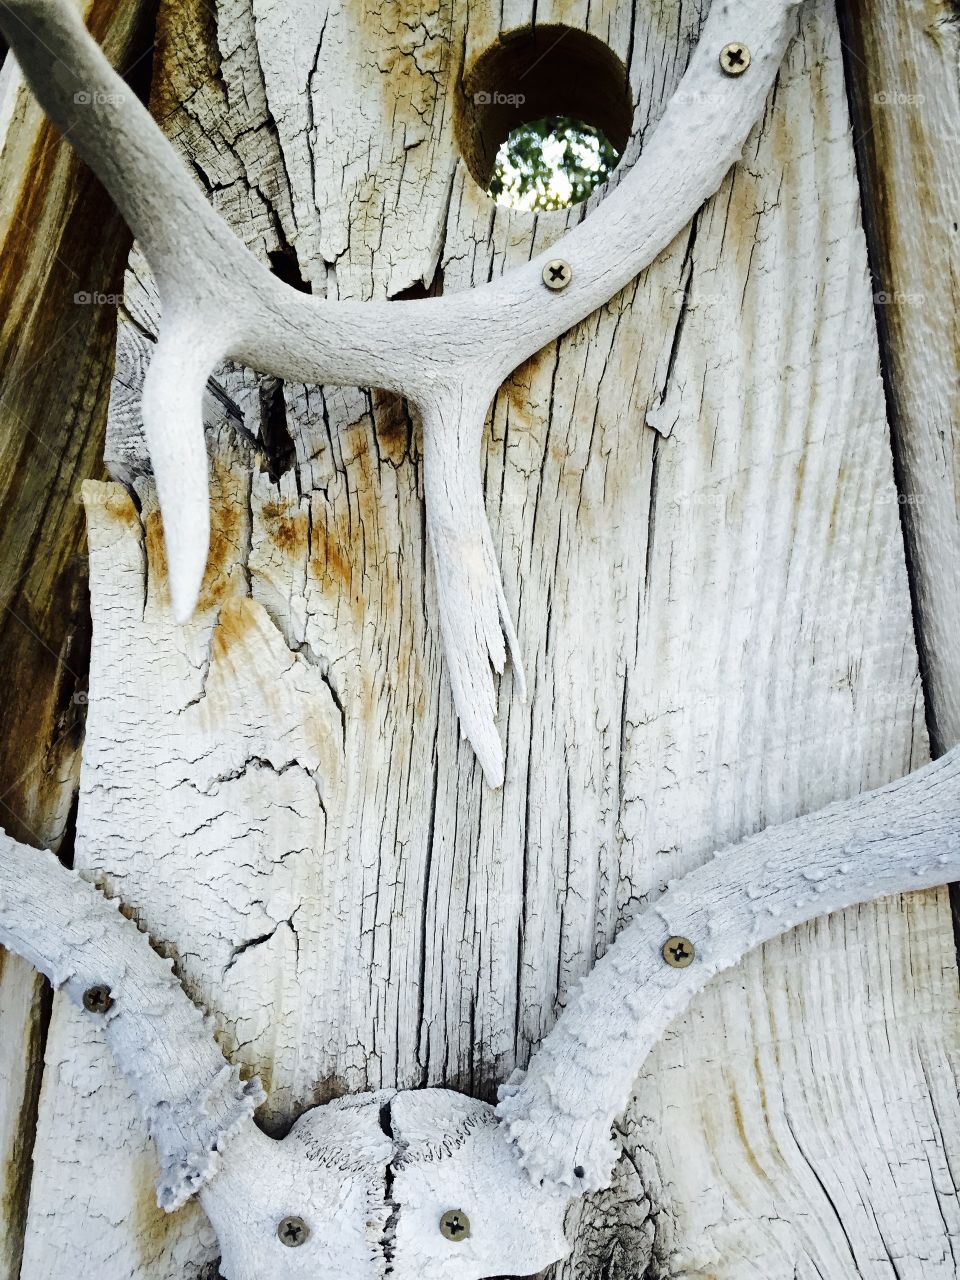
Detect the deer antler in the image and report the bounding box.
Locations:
[0,832,263,1211]
[0,833,396,1278]
[496,745,960,1194]
[0,0,800,785]
[2,747,958,1275]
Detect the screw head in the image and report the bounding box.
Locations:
[277,1215,309,1247]
[439,1208,471,1242]
[662,936,696,968]
[542,258,572,291]
[719,42,751,76]
[82,985,113,1014]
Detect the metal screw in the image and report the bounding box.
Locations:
[277,1216,309,1247]
[82,984,113,1014]
[542,258,572,291]
[662,936,696,969]
[719,43,751,76]
[439,1209,471,1242]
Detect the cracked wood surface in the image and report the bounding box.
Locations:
[11,0,960,1277]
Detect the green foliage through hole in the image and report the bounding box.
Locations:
[488,115,619,211]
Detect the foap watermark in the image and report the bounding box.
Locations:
[74,290,123,306]
[872,490,924,508]
[872,89,925,108]
[874,289,924,308]
[673,89,729,109]
[473,90,525,106]
[73,89,125,107]
[669,286,729,310]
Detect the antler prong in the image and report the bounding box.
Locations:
[0,832,263,1211]
[3,738,959,1276]
[140,319,228,619]
[496,745,960,1192]
[0,0,799,775]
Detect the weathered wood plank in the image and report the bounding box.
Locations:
[16,0,960,1276]
[838,2,960,758]
[0,2,155,1272]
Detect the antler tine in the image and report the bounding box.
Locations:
[0,0,801,782]
[497,746,960,1192]
[421,389,527,786]
[140,319,226,620]
[0,831,263,1210]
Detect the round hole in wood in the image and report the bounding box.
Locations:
[455,26,633,210]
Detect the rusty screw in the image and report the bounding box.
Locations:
[662,936,696,969]
[439,1209,471,1242]
[719,42,751,76]
[542,258,572,291]
[82,984,113,1014]
[277,1215,309,1247]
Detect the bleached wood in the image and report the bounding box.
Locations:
[839,0,960,753]
[4,739,958,1278]
[15,1,959,1277]
[0,0,799,783]
[0,1,155,1266]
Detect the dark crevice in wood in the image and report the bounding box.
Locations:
[387,264,446,302]
[258,378,297,483]
[836,9,960,989]
[268,246,312,295]
[835,8,944,762]
[1,966,52,1280]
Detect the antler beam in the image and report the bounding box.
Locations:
[496,745,960,1194]
[0,833,262,1211]
[0,834,401,1279]
[0,0,800,784]
[2,748,958,1274]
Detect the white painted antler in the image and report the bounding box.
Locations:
[3,748,960,1277]
[0,832,263,1211]
[497,745,960,1195]
[0,832,394,1278]
[0,0,800,784]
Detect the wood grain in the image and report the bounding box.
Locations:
[838,0,960,757]
[0,1,155,1272]
[14,0,960,1277]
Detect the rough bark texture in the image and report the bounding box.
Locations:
[6,0,960,1277]
[0,1,154,1272]
[500,745,960,1195]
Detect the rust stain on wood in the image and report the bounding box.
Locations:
[145,471,247,614]
[131,1149,178,1268]
[144,509,168,590]
[728,1087,771,1184]
[261,499,309,558]
[309,516,355,597]
[209,595,260,665]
